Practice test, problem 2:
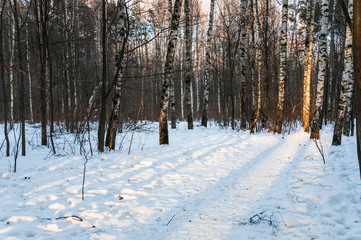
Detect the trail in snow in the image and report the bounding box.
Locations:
[0,122,360,240]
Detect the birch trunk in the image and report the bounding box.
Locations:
[168,0,177,129]
[311,0,329,139]
[302,0,315,133]
[105,0,127,150]
[333,0,353,144]
[201,0,215,127]
[26,23,34,123]
[275,0,288,134]
[9,11,15,128]
[240,0,248,129]
[195,16,200,113]
[327,0,336,122]
[343,1,354,136]
[250,0,262,133]
[160,0,183,144]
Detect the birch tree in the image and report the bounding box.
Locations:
[342,0,354,136]
[302,0,315,133]
[105,0,128,150]
[240,0,248,129]
[333,0,353,145]
[184,0,193,129]
[250,0,262,133]
[310,0,329,139]
[201,0,215,128]
[160,0,183,144]
[275,0,288,134]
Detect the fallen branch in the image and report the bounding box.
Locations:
[37,215,83,222]
[313,138,326,164]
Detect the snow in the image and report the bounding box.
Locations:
[1,122,361,239]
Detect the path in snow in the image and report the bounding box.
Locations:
[1,123,360,240]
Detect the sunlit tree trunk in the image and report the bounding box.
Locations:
[302,0,315,133]
[201,0,215,127]
[160,0,183,144]
[275,0,288,133]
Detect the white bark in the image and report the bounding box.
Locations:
[275,0,288,133]
[311,0,329,139]
[26,22,34,123]
[240,0,248,129]
[201,0,215,127]
[9,12,15,127]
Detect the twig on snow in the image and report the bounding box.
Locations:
[164,214,175,226]
[313,138,326,164]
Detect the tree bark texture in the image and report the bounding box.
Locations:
[333,0,353,145]
[353,0,361,177]
[239,0,248,129]
[185,0,193,129]
[201,0,215,128]
[275,0,288,134]
[311,0,329,139]
[302,0,315,133]
[159,0,182,144]
[105,0,128,150]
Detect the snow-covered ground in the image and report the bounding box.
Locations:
[1,122,360,240]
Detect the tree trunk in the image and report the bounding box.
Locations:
[311,0,329,139]
[201,0,215,128]
[333,0,353,145]
[160,0,183,144]
[275,0,288,134]
[240,0,248,129]
[353,0,361,177]
[26,22,34,123]
[0,0,9,156]
[302,0,315,133]
[105,0,128,150]
[342,0,354,137]
[34,0,47,146]
[13,0,26,156]
[185,0,193,129]
[97,0,107,152]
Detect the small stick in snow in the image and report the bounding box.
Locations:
[165,214,175,226]
[56,215,83,222]
[313,138,326,164]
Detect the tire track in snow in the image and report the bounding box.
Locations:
[150,132,311,240]
[126,133,283,239]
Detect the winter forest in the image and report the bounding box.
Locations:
[1,0,361,239]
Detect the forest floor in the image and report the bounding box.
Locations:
[1,121,361,240]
